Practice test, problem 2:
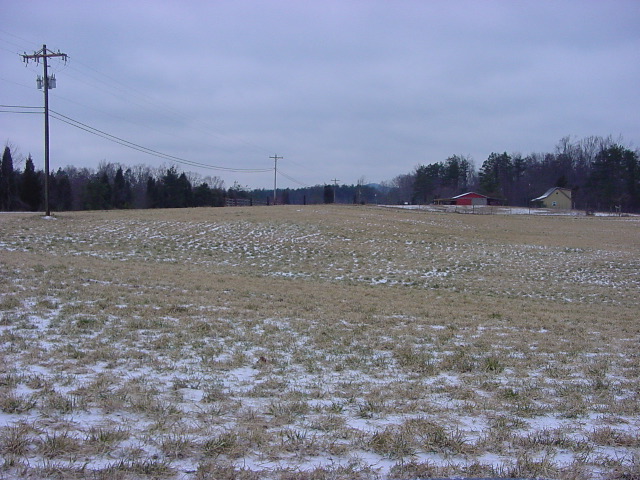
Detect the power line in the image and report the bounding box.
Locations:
[49,109,272,173]
[0,29,39,50]
[4,31,322,188]
[280,155,325,181]
[65,57,275,157]
[50,110,272,173]
[278,169,312,188]
[0,109,42,114]
[0,104,42,109]
[0,74,38,90]
[3,99,315,186]
[0,104,43,114]
[3,31,275,160]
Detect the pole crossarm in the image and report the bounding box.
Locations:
[21,46,68,64]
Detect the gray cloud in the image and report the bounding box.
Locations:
[1,0,638,188]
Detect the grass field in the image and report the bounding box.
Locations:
[1,205,639,479]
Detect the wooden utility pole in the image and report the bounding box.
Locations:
[270,154,283,205]
[331,178,340,204]
[22,45,68,216]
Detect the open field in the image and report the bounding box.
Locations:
[1,205,639,479]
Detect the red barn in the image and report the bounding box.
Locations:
[434,192,501,206]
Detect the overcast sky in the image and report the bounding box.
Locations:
[1,0,639,189]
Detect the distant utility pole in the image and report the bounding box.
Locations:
[270,154,283,205]
[21,45,68,217]
[331,178,340,204]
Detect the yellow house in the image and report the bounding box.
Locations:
[532,187,572,209]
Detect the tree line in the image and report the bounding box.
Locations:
[2,135,639,213]
[0,148,227,211]
[395,136,639,212]
[0,145,382,212]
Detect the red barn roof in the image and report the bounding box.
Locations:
[451,192,488,199]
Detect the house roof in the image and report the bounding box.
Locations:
[451,192,488,199]
[532,187,571,201]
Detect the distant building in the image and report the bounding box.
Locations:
[532,187,572,209]
[433,192,502,206]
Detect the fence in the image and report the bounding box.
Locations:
[224,198,268,207]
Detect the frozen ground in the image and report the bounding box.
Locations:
[385,204,637,217]
[0,206,638,479]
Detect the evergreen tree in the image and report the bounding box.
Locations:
[555,175,568,188]
[624,149,640,211]
[443,155,473,192]
[146,177,159,208]
[54,172,73,211]
[112,167,132,209]
[84,172,112,210]
[1,146,17,210]
[479,152,512,200]
[323,184,333,204]
[160,167,180,208]
[176,172,193,208]
[587,145,639,211]
[413,163,443,203]
[20,155,42,211]
[193,183,213,206]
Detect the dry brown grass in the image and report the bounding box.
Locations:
[1,205,639,479]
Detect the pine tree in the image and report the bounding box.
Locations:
[1,146,16,210]
[112,167,132,209]
[323,185,333,204]
[84,172,112,210]
[20,155,42,211]
[587,145,639,211]
[160,167,180,208]
[413,163,444,203]
[54,172,73,211]
[176,172,193,208]
[146,177,159,208]
[193,183,213,207]
[479,152,512,200]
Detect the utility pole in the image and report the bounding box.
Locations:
[270,154,282,205]
[331,178,340,204]
[22,45,68,217]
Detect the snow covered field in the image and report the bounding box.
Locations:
[386,203,637,217]
[1,206,638,479]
